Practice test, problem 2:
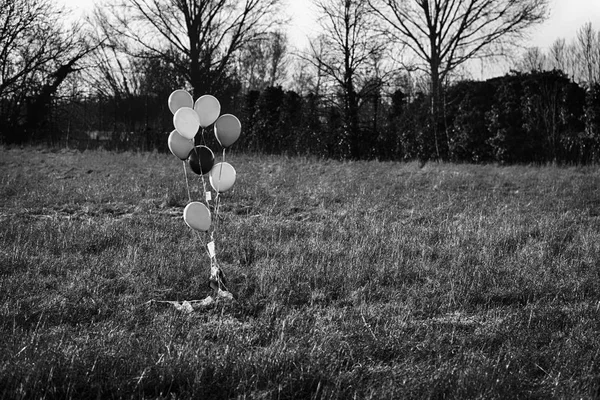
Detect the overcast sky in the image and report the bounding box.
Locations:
[531,0,600,46]
[61,0,600,78]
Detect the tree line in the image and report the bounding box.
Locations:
[4,0,600,164]
[230,70,600,164]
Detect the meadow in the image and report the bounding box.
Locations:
[1,145,600,399]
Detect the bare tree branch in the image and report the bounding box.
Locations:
[305,0,391,159]
[368,0,549,159]
[369,0,548,82]
[93,0,283,97]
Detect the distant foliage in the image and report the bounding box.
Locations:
[582,83,600,161]
[6,70,600,164]
[446,80,497,162]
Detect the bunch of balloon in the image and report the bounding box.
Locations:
[166,89,242,300]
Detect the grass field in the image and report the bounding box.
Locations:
[1,145,600,399]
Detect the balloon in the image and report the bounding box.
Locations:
[188,145,215,175]
[214,114,241,148]
[194,95,221,128]
[168,90,193,114]
[173,107,200,140]
[168,130,194,160]
[209,162,236,193]
[183,202,211,232]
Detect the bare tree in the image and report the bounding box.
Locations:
[235,30,289,92]
[294,36,328,97]
[268,31,289,87]
[369,0,549,158]
[576,22,600,86]
[516,46,547,72]
[87,8,142,100]
[308,0,387,159]
[0,0,95,141]
[564,41,581,83]
[548,38,567,72]
[97,0,283,98]
[0,0,91,97]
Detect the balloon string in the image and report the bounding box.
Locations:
[189,145,208,246]
[200,129,212,208]
[200,233,211,259]
[196,129,218,268]
[213,150,225,236]
[209,149,226,244]
[214,157,225,225]
[182,160,191,202]
[200,171,209,205]
[201,127,208,147]
[194,230,217,266]
[217,150,225,197]
[192,143,210,209]
[209,185,220,244]
[200,128,229,292]
[189,151,219,290]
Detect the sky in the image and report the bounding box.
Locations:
[60,0,600,78]
[530,0,600,48]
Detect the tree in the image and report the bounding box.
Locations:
[308,0,386,159]
[288,56,320,96]
[583,83,600,161]
[575,22,600,86]
[294,38,329,97]
[444,80,496,162]
[548,38,567,72]
[98,0,283,98]
[0,0,95,142]
[369,0,549,159]
[515,46,547,72]
[235,31,289,92]
[85,8,193,145]
[87,8,141,100]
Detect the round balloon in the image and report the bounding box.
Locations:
[188,145,215,175]
[168,130,194,160]
[173,107,200,140]
[209,162,236,193]
[183,202,211,232]
[214,114,241,148]
[168,90,193,115]
[194,95,221,128]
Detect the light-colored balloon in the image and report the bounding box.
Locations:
[183,202,211,232]
[194,95,221,128]
[168,130,194,160]
[214,114,241,148]
[173,107,200,140]
[168,90,193,115]
[209,162,236,193]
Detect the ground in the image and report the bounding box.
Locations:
[1,146,599,398]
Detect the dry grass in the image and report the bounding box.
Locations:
[1,145,600,399]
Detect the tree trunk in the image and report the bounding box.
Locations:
[348,87,361,159]
[430,58,442,160]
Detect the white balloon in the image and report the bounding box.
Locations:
[209,162,236,193]
[183,202,211,232]
[167,130,194,160]
[168,90,193,114]
[194,95,221,128]
[214,114,241,148]
[173,107,200,140]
